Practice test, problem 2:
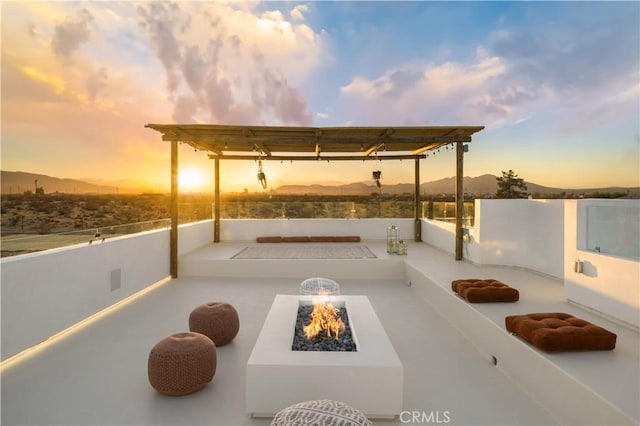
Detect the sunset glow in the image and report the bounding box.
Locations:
[1,2,638,192]
[179,167,207,192]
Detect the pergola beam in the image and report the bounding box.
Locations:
[364,143,385,156]
[162,134,472,145]
[253,143,271,156]
[207,154,427,161]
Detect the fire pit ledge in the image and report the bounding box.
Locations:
[246,295,403,419]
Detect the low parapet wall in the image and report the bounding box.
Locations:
[0,221,212,362]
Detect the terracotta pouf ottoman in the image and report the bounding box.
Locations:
[148,332,216,396]
[189,302,239,346]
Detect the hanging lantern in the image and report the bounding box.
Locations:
[387,224,398,254]
[257,160,267,189]
[372,170,382,188]
[397,240,408,255]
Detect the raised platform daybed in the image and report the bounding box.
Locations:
[256,236,361,243]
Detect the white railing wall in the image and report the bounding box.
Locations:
[420,219,456,254]
[0,221,213,362]
[422,199,565,279]
[219,218,416,242]
[564,200,640,328]
[468,199,565,278]
[3,199,637,361]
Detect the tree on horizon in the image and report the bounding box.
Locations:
[495,170,528,199]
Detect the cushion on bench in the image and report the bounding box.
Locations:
[451,279,519,303]
[331,236,361,242]
[281,236,311,242]
[505,312,617,352]
[308,236,339,242]
[256,236,361,243]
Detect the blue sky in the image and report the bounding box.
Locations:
[1,1,638,192]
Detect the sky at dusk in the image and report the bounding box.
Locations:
[1,1,639,192]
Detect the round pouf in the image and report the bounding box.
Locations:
[300,277,340,296]
[148,332,216,396]
[272,400,371,426]
[189,302,239,346]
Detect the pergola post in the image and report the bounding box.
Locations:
[214,157,220,242]
[455,142,464,260]
[170,140,178,278]
[414,158,422,242]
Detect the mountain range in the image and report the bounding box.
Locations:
[273,175,638,197]
[1,170,637,197]
[1,171,148,194]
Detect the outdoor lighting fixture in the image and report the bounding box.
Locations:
[372,170,382,188]
[257,160,267,189]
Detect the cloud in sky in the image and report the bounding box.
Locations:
[1,1,638,191]
[51,8,94,59]
[136,1,318,125]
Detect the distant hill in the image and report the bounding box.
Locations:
[2,170,637,197]
[1,171,144,194]
[275,174,639,197]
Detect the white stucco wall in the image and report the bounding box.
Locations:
[3,199,637,362]
[420,219,456,254]
[564,200,640,328]
[0,221,213,361]
[465,199,565,278]
[219,218,416,242]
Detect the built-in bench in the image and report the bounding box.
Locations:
[256,236,361,243]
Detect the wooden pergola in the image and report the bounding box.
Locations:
[145,124,484,277]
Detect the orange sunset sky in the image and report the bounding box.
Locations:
[1,1,638,193]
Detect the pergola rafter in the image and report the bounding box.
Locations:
[146,124,484,277]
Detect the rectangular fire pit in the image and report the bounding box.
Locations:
[246,295,403,418]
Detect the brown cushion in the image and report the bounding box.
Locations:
[256,236,283,243]
[282,236,311,242]
[451,279,519,303]
[308,236,339,242]
[505,312,617,352]
[332,236,361,242]
[257,236,361,243]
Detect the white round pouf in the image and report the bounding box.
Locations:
[300,277,340,296]
[271,400,371,426]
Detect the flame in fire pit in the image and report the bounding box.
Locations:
[303,299,345,339]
